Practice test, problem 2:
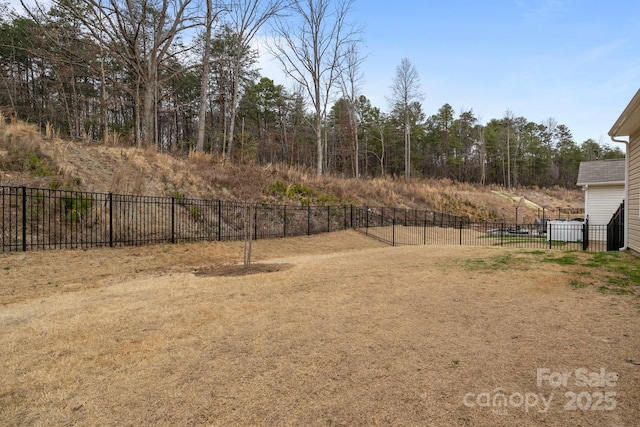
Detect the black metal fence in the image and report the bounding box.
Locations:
[352,205,608,252]
[607,201,625,251]
[0,186,352,252]
[1,185,611,253]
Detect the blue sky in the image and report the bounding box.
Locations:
[341,0,640,147]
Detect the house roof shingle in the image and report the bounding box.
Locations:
[576,159,626,186]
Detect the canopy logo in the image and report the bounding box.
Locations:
[462,367,619,416]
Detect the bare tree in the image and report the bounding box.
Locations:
[339,41,365,177]
[475,120,486,186]
[268,0,361,175]
[389,58,422,179]
[47,0,200,148]
[196,0,227,152]
[503,109,514,188]
[221,0,288,160]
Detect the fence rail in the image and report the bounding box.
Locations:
[350,206,611,251]
[1,186,353,251]
[353,215,608,252]
[1,185,614,253]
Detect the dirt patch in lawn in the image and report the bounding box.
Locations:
[194,263,295,277]
[1,230,639,426]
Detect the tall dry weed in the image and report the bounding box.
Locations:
[44,122,58,140]
[110,160,147,195]
[0,122,56,178]
[1,121,40,142]
[103,130,121,146]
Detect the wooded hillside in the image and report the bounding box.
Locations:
[0,120,584,222]
[0,0,624,187]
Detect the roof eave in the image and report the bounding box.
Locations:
[577,181,625,187]
[609,89,640,137]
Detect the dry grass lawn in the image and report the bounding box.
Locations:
[1,230,639,426]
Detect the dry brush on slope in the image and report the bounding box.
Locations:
[0,121,583,222]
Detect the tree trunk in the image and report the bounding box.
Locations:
[314,105,323,175]
[225,74,239,160]
[196,0,213,152]
[134,76,142,147]
[354,121,359,178]
[100,49,109,143]
[143,80,155,148]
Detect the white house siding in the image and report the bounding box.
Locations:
[585,185,625,226]
[629,131,640,253]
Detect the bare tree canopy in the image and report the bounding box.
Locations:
[389,58,422,179]
[220,0,289,160]
[42,0,201,147]
[268,0,362,175]
[1,0,622,187]
[339,42,365,177]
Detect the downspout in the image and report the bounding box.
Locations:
[611,135,629,250]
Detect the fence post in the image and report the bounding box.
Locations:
[217,200,222,241]
[500,223,504,247]
[254,205,258,240]
[327,205,330,232]
[350,204,353,228]
[549,222,552,249]
[582,219,589,251]
[22,186,27,251]
[109,193,113,247]
[423,219,426,245]
[459,220,463,245]
[307,205,311,235]
[343,205,347,230]
[283,205,287,237]
[171,197,175,244]
[392,218,396,246]
[366,207,369,231]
